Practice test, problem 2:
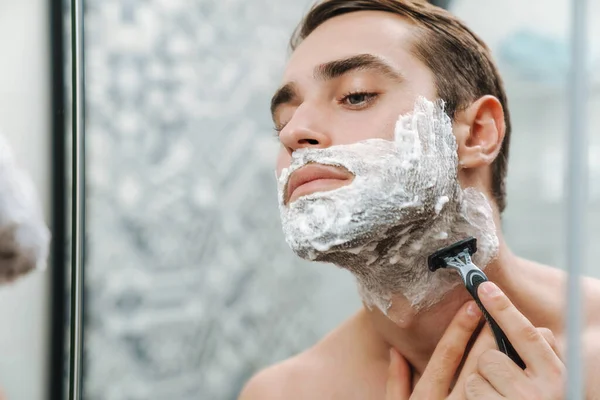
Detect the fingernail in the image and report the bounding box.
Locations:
[466,301,482,318]
[479,281,500,298]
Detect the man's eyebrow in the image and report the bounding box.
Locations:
[270,54,403,121]
[270,82,298,120]
[314,53,404,82]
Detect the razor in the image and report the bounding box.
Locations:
[428,237,526,369]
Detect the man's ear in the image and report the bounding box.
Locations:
[453,95,506,169]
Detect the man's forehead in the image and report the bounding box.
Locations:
[282,11,417,82]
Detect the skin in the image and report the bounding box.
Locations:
[239,10,600,400]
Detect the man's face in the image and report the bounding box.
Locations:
[272,11,438,177]
[273,11,502,312]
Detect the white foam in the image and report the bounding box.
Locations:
[435,196,449,214]
[277,97,499,314]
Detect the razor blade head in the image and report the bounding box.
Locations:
[428,237,478,272]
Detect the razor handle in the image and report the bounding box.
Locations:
[465,269,527,370]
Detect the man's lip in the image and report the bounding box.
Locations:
[285,163,354,204]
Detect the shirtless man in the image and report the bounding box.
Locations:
[240,1,600,398]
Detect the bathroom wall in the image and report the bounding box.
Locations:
[0,1,52,399]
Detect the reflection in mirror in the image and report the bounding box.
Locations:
[0,0,57,399]
[78,0,599,399]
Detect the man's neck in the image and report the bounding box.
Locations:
[360,236,525,376]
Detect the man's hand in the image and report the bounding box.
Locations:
[462,282,565,399]
[386,282,566,399]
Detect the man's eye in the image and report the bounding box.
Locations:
[340,91,378,107]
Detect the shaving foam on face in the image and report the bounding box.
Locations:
[277,97,499,314]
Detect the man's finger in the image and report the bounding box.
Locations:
[386,348,411,400]
[464,374,504,400]
[478,282,559,373]
[477,349,529,398]
[452,323,496,394]
[537,327,562,359]
[413,300,482,398]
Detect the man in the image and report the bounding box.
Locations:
[240,1,600,398]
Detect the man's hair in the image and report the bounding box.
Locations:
[289,0,512,212]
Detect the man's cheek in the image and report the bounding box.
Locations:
[367,113,404,142]
[275,151,291,178]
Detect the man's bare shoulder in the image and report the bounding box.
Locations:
[238,350,327,400]
[583,275,600,328]
[569,276,600,399]
[239,311,378,400]
[525,260,600,325]
[584,326,600,400]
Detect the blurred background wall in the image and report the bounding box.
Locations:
[0,1,51,399]
[73,0,599,399]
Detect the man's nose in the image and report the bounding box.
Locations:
[278,105,332,151]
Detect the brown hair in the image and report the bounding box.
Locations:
[289,0,511,212]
